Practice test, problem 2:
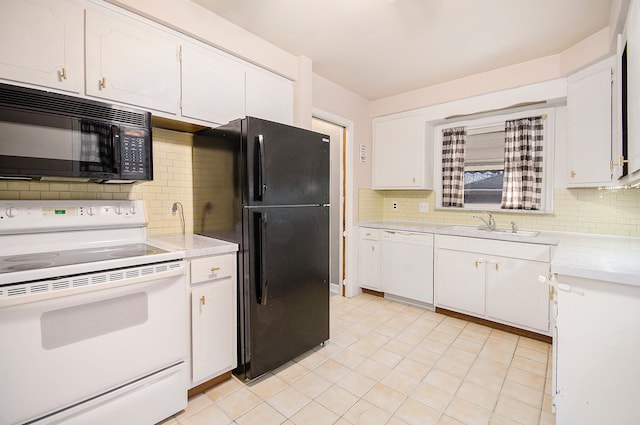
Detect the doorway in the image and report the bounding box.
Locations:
[312,117,345,295]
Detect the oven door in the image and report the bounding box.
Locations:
[0,263,187,425]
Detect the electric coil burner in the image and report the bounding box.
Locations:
[0,200,188,425]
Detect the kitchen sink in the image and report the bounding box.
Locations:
[441,225,539,237]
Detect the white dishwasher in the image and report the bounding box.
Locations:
[380,230,434,304]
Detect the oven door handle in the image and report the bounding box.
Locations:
[0,262,185,309]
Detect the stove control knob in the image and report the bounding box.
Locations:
[130,205,137,215]
[87,207,96,216]
[6,207,17,218]
[115,205,123,215]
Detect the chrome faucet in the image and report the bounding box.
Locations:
[511,221,518,233]
[473,211,496,231]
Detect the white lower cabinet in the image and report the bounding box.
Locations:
[189,253,237,386]
[554,275,640,424]
[435,248,485,315]
[486,256,551,331]
[435,235,551,334]
[358,228,381,291]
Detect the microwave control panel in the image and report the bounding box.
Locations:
[121,129,150,177]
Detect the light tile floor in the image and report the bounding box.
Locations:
[160,293,555,425]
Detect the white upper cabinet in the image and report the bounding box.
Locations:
[85,8,180,114]
[372,112,433,189]
[181,43,245,125]
[246,68,294,125]
[0,0,82,93]
[2,2,294,126]
[625,0,640,177]
[566,59,613,187]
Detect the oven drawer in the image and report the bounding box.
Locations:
[190,253,235,284]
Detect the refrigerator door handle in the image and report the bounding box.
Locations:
[255,212,268,306]
[256,135,266,201]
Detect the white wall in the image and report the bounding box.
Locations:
[312,74,371,224]
[370,27,612,118]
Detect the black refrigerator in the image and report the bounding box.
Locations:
[193,116,330,380]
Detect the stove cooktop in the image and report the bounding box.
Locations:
[0,244,169,275]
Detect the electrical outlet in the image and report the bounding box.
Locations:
[392,201,398,210]
[419,202,429,213]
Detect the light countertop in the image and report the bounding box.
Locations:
[360,220,640,287]
[148,234,238,259]
[549,234,640,286]
[360,220,560,245]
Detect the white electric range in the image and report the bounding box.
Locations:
[0,200,188,425]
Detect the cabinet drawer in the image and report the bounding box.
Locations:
[191,254,235,284]
[360,228,380,240]
[436,235,550,262]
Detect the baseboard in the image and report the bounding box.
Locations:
[187,371,232,399]
[435,307,552,344]
[361,288,384,297]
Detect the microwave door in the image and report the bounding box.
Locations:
[0,108,76,177]
[78,120,117,178]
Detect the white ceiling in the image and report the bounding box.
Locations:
[191,0,614,100]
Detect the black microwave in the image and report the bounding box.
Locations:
[0,83,152,183]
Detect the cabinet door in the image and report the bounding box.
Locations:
[0,0,82,93]
[373,113,431,189]
[566,61,612,186]
[181,43,245,125]
[435,249,485,315]
[555,277,640,424]
[358,237,380,291]
[191,278,236,383]
[85,8,180,114]
[486,257,550,332]
[627,1,640,176]
[245,68,293,125]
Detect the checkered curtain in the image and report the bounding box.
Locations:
[501,116,544,210]
[442,127,466,207]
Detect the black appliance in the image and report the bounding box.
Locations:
[193,116,330,380]
[0,83,152,183]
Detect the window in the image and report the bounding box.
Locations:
[464,126,504,206]
[435,107,555,213]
